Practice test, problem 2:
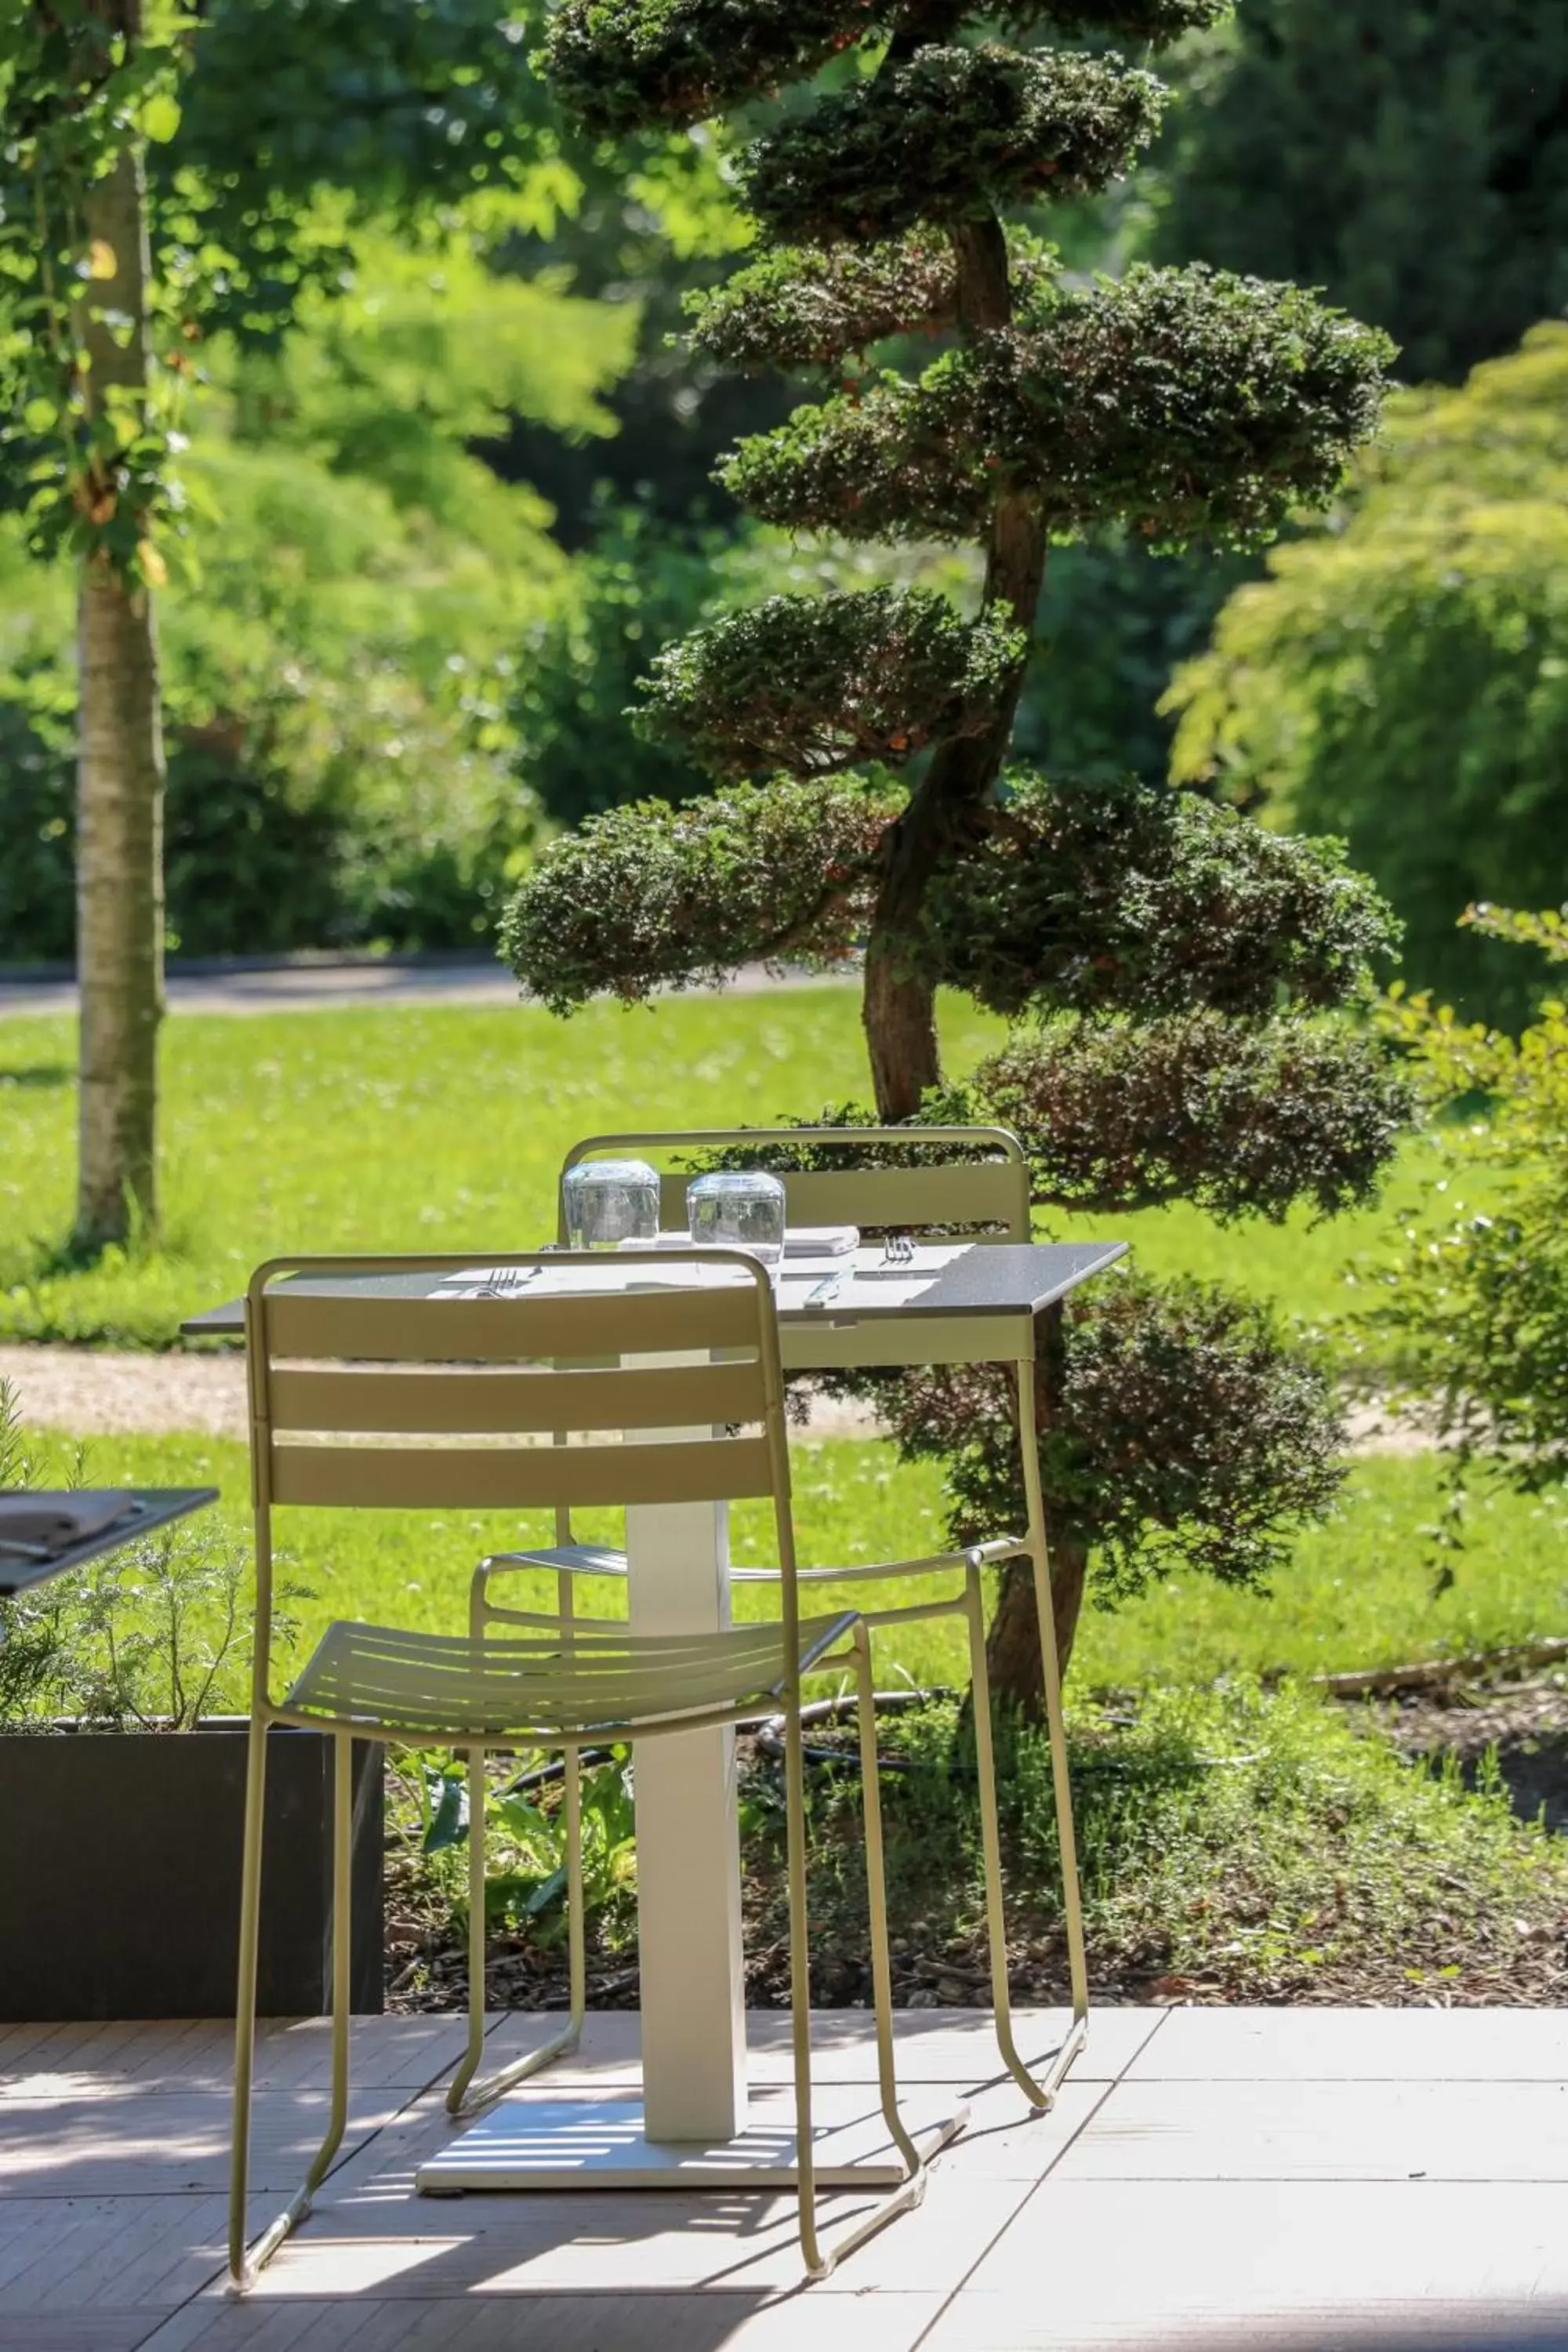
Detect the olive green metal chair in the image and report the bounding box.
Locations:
[472,1126,1090,2114]
[230,1250,924,2289]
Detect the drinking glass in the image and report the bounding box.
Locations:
[684,1170,786,1269]
[562,1159,661,1251]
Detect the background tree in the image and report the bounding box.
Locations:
[0,217,634,963]
[504,0,1409,1705]
[0,0,584,1246]
[1,0,184,1247]
[1152,0,1568,389]
[1166,323,1568,1029]
[1371,905,1568,1494]
[1004,0,1568,879]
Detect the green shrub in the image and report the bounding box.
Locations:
[1167,325,1568,1027]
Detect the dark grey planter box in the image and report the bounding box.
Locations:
[0,1721,383,2020]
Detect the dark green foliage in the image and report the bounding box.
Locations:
[1002,0,1229,33]
[723,268,1393,549]
[975,1011,1412,1220]
[0,695,73,964]
[685,236,963,373]
[633,590,1028,777]
[541,0,885,137]
[1013,534,1246,781]
[742,46,1164,245]
[1152,0,1568,387]
[497,776,894,1011]
[916,769,1399,1018]
[884,1272,1345,1599]
[0,710,524,963]
[514,507,725,829]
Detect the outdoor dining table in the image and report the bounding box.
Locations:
[183,1237,1124,2188]
[0,1487,218,1599]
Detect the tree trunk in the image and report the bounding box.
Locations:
[985,1300,1082,1713]
[858,208,1045,1127]
[862,939,940,1121]
[74,132,165,1249]
[984,1537,1087,1722]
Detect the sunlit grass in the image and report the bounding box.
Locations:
[38,1429,1568,1694]
[0,989,1474,1345]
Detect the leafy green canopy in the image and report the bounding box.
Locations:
[542,0,886,137]
[1003,0,1229,32]
[633,589,1028,776]
[724,268,1392,550]
[0,219,634,959]
[496,775,895,1011]
[917,768,1399,1018]
[1372,908,1568,1486]
[741,47,1164,245]
[1152,0,1568,387]
[504,766,1396,1022]
[1166,322,1568,1026]
[978,1009,1409,1220]
[897,1273,1345,1596]
[162,0,568,343]
[686,234,963,372]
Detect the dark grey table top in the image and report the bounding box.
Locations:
[0,1488,220,1598]
[179,1241,1126,1343]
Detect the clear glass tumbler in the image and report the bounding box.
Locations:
[562,1158,661,1251]
[684,1169,787,1269]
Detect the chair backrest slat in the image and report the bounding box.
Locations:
[268,1359,764,1437]
[264,1282,760,1364]
[268,1433,775,1512]
[564,1126,1030,1244]
[248,1253,782,1517]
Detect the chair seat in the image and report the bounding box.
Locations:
[488,1540,1022,1589]
[282,1611,858,1744]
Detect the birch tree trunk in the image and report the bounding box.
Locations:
[74,130,165,1249]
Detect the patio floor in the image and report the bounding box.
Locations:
[4,2004,1568,2351]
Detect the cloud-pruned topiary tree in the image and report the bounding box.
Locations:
[503,0,1409,1706]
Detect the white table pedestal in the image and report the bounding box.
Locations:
[418,1490,967,2194]
[622,1490,748,2142]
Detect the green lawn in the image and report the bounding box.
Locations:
[27,1427,1568,1698]
[0,989,1465,1345]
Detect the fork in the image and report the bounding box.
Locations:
[478,1266,535,1297]
[880,1232,915,1266]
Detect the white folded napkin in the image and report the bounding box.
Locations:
[0,1490,137,1555]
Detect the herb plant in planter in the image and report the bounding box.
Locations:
[503,0,1410,1707]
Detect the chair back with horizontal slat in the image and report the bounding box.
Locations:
[560,1125,1030,1244]
[245,1252,786,1517]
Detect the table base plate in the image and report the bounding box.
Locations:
[416,2088,969,2194]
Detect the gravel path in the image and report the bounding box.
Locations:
[0,957,853,1018]
[0,1341,1432,1450]
[0,1344,886,1440]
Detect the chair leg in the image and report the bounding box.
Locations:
[782,1668,826,2280]
[446,1744,491,2114]
[227,1711,269,2285]
[232,1726,354,2286]
[964,1566,1054,2111]
[446,1588,586,2118]
[1016,1356,1091,2092]
[852,1626,922,2184]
